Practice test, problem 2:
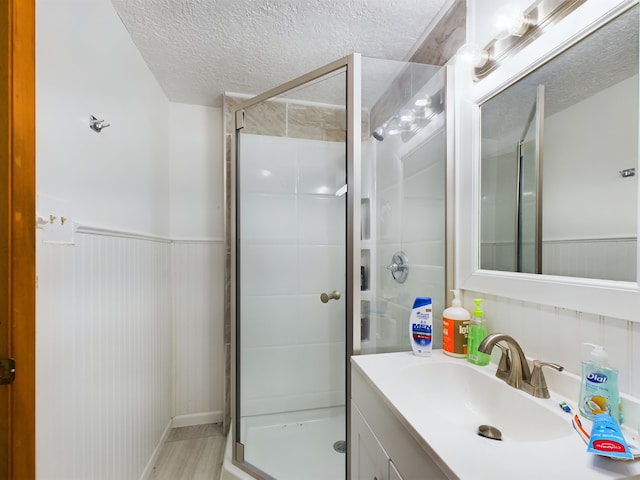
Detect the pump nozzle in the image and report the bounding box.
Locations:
[450,289,461,307]
[473,298,484,318]
[584,342,609,365]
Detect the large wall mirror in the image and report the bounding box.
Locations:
[479,4,638,282]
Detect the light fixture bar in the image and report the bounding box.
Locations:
[474,0,587,80]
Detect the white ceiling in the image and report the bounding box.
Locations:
[109,0,453,107]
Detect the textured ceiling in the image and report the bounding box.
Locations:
[110,0,453,107]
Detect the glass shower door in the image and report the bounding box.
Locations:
[235,68,348,480]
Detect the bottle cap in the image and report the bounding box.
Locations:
[473,298,483,317]
[585,343,608,364]
[450,289,461,307]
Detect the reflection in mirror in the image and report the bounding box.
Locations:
[480,5,639,282]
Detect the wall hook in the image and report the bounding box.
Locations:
[89,115,110,133]
[619,168,635,178]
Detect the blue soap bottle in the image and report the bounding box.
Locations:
[579,343,622,424]
[409,297,432,357]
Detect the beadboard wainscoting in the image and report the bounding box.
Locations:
[37,230,173,480]
[36,231,225,479]
[461,291,640,401]
[172,240,225,426]
[542,238,637,282]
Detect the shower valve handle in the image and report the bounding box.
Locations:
[320,290,341,303]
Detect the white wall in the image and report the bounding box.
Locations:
[169,103,225,424]
[544,75,638,240]
[36,0,170,236]
[36,1,224,478]
[169,103,224,241]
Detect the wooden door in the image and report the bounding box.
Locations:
[0,0,36,478]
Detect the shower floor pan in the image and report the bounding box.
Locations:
[221,406,345,480]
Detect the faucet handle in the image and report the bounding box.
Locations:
[494,343,511,381]
[530,360,564,399]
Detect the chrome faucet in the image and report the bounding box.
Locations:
[478,333,564,399]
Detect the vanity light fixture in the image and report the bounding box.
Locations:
[386,116,403,137]
[473,0,587,80]
[371,91,444,142]
[413,97,435,120]
[414,97,430,108]
[398,111,416,132]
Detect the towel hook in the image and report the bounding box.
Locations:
[90,115,110,133]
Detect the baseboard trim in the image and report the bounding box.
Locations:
[138,419,173,480]
[172,410,223,428]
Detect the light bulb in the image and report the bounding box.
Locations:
[491,5,530,40]
[456,43,489,69]
[399,111,415,124]
[414,97,431,108]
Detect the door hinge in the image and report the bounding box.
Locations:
[235,110,245,130]
[0,358,16,385]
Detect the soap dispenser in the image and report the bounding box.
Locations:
[442,289,470,358]
[467,299,490,366]
[579,343,622,423]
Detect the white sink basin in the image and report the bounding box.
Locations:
[352,350,640,479]
[396,361,570,442]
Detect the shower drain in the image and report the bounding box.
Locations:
[333,440,346,453]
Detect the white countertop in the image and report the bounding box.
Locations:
[351,350,640,480]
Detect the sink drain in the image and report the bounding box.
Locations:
[477,425,502,441]
[333,440,346,453]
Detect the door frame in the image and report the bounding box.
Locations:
[229,53,362,480]
[0,0,36,478]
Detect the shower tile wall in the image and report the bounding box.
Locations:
[227,96,346,141]
[239,134,346,417]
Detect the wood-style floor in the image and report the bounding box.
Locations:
[149,423,226,480]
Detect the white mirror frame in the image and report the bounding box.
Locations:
[456,0,640,321]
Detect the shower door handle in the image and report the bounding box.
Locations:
[320,290,341,303]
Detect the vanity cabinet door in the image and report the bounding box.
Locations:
[351,402,389,480]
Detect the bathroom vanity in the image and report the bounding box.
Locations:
[351,365,449,480]
[351,351,640,479]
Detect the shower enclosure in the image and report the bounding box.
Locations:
[230,54,449,480]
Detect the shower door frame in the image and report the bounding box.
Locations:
[230,53,362,480]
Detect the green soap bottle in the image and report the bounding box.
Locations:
[467,299,490,366]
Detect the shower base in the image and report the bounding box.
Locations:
[221,406,345,480]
